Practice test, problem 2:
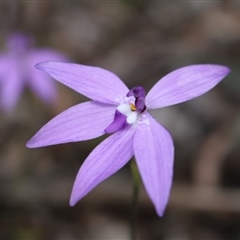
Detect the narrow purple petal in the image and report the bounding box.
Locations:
[0,56,24,112]
[70,126,135,206]
[146,64,230,109]
[36,61,129,105]
[26,101,116,148]
[133,113,174,216]
[27,50,67,103]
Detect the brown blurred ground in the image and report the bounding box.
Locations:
[1,1,240,239]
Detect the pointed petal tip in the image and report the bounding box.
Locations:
[25,139,39,148]
[69,189,81,207]
[155,205,166,217]
[156,210,164,217]
[215,64,231,76]
[200,64,230,80]
[26,136,48,148]
[35,61,45,69]
[35,61,65,70]
[26,138,34,148]
[152,192,169,217]
[224,65,231,72]
[69,198,77,207]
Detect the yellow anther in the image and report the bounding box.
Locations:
[130,103,137,111]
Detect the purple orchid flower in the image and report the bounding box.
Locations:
[26,62,230,216]
[0,33,67,112]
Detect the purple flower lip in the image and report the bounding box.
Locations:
[26,62,230,217]
[104,110,128,134]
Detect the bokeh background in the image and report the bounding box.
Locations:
[1,1,240,239]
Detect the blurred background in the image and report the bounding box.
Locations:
[1,0,240,239]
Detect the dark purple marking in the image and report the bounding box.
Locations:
[127,86,146,112]
[104,110,128,134]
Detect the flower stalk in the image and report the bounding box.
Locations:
[130,159,141,240]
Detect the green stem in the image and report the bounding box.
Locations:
[130,160,140,240]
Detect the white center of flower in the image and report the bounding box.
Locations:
[117,103,138,124]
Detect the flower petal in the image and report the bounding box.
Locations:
[0,55,24,112]
[36,61,129,105]
[26,101,116,148]
[70,126,135,206]
[133,113,174,216]
[146,64,230,109]
[27,50,67,103]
